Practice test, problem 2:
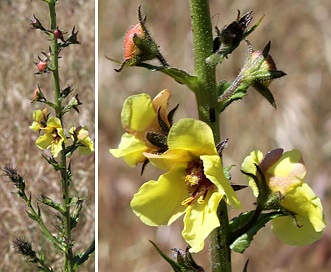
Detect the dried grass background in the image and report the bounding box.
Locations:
[99,0,331,271]
[0,1,95,271]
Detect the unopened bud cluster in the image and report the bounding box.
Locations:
[13,238,37,260]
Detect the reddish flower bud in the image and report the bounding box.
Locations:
[123,23,144,60]
[32,86,46,102]
[33,87,41,101]
[53,27,64,40]
[36,60,47,73]
[115,7,168,72]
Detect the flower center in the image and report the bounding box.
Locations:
[51,129,62,144]
[182,159,216,205]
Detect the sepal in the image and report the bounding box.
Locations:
[229,211,282,253]
[150,241,204,272]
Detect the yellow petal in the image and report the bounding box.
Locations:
[51,139,64,157]
[241,150,263,196]
[201,154,241,209]
[130,169,188,226]
[267,150,306,194]
[36,134,53,150]
[280,183,326,232]
[152,89,171,127]
[183,190,222,252]
[121,93,157,133]
[167,118,217,156]
[271,215,323,246]
[146,149,192,171]
[110,133,148,167]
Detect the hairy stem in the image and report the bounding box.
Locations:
[47,1,74,271]
[23,193,64,253]
[189,0,219,139]
[189,0,231,271]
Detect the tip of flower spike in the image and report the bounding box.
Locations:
[13,237,36,259]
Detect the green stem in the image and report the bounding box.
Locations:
[24,194,65,253]
[33,254,54,272]
[189,0,231,271]
[210,201,232,272]
[189,0,219,139]
[47,1,62,118]
[73,239,95,269]
[47,1,73,271]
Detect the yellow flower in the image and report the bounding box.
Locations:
[70,127,94,155]
[242,149,326,245]
[131,118,241,252]
[110,89,173,167]
[29,109,48,131]
[30,109,67,157]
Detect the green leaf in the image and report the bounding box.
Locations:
[217,81,249,113]
[150,241,204,272]
[216,80,232,97]
[137,63,199,92]
[73,240,95,268]
[26,210,38,221]
[39,251,45,261]
[42,155,64,171]
[45,102,57,109]
[251,81,276,109]
[150,241,183,272]
[230,211,281,253]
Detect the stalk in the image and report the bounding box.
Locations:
[47,1,74,271]
[189,0,231,271]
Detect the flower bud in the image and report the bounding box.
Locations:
[241,41,286,87]
[30,15,45,31]
[218,41,286,107]
[124,23,145,60]
[32,86,46,103]
[36,60,47,73]
[53,27,64,41]
[2,166,25,197]
[213,10,253,54]
[13,237,37,260]
[115,6,168,72]
[66,26,80,45]
[33,87,41,101]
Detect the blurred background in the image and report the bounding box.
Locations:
[0,0,95,271]
[99,0,331,271]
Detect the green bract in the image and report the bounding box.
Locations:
[242,149,326,245]
[110,90,171,166]
[131,118,241,252]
